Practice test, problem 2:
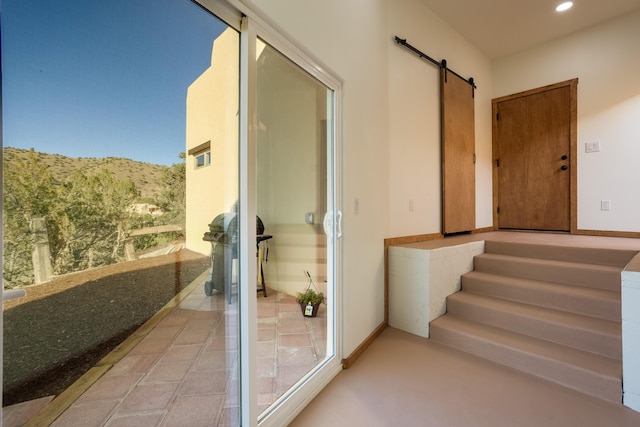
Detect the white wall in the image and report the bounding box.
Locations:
[388,0,494,237]
[243,0,391,356]
[243,0,496,357]
[493,10,640,233]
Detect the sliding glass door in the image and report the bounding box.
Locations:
[254,37,339,423]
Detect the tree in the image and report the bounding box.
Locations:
[3,150,141,286]
[52,169,139,273]
[3,149,57,287]
[155,152,186,229]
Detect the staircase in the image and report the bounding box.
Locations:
[430,240,638,403]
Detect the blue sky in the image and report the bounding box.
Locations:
[2,0,227,166]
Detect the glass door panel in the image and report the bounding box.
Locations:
[254,39,335,415]
[3,1,241,425]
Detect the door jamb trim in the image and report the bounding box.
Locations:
[491,78,578,233]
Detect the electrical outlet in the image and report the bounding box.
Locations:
[601,200,611,211]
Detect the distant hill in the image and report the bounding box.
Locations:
[3,147,170,200]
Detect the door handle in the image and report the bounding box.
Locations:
[561,155,568,160]
[323,211,343,238]
[561,165,568,171]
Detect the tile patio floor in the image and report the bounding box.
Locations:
[19,281,326,426]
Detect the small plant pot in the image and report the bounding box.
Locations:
[299,302,320,318]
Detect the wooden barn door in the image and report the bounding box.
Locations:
[441,68,476,234]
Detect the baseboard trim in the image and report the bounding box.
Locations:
[472,226,495,234]
[575,229,640,239]
[342,321,387,369]
[384,232,444,247]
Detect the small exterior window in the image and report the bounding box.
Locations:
[188,141,212,169]
[195,151,211,168]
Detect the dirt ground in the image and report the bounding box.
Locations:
[2,249,210,407]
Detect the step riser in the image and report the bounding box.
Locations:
[474,255,620,292]
[268,233,326,247]
[446,296,621,359]
[430,323,621,403]
[485,241,637,268]
[265,262,326,278]
[270,245,327,259]
[461,274,621,322]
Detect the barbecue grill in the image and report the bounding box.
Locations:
[203,213,271,302]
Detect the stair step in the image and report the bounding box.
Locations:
[271,245,327,260]
[446,292,621,358]
[485,240,637,268]
[474,253,621,292]
[461,271,620,322]
[430,315,622,403]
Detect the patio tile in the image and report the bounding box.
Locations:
[257,376,275,394]
[257,328,276,342]
[257,340,276,358]
[257,357,276,378]
[276,364,317,395]
[105,354,159,376]
[218,407,240,427]
[278,319,308,334]
[157,344,202,364]
[128,336,174,356]
[278,333,312,347]
[206,335,237,351]
[194,350,234,371]
[258,317,276,327]
[173,329,211,346]
[146,325,182,340]
[48,289,326,426]
[157,311,191,327]
[162,394,224,427]
[105,412,166,427]
[51,399,119,427]
[278,302,301,313]
[278,347,317,367]
[143,361,192,383]
[116,382,180,414]
[77,374,143,402]
[181,370,228,396]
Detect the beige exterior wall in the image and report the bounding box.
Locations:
[185,28,240,256]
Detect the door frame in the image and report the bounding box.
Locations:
[491,78,578,233]
[239,11,344,427]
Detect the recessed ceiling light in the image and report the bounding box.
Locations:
[556,2,573,12]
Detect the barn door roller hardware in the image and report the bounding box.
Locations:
[394,36,477,95]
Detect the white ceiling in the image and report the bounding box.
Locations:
[418,0,640,59]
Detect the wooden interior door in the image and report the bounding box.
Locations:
[494,84,572,231]
[441,69,475,234]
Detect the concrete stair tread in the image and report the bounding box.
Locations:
[473,253,622,291]
[447,291,621,358]
[431,315,621,379]
[448,292,620,338]
[462,270,620,321]
[476,253,622,275]
[484,240,637,267]
[464,271,620,301]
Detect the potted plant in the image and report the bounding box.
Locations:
[297,271,325,317]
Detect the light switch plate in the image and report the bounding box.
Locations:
[586,141,600,153]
